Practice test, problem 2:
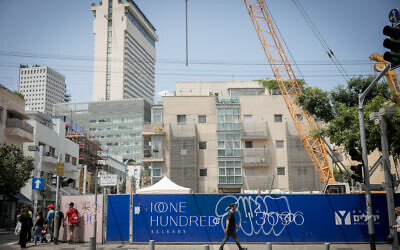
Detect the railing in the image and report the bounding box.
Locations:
[6,118,33,134]
[242,148,270,166]
[241,121,268,138]
[217,96,240,104]
[143,147,163,160]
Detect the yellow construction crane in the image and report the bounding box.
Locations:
[369,52,400,99]
[244,0,335,184]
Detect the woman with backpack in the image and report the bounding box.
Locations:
[63,202,79,244]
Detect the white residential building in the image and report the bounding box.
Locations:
[91,0,158,103]
[19,65,66,116]
[21,111,81,202]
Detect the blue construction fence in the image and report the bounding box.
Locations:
[106,193,398,243]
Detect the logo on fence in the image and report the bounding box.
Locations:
[335,210,351,225]
[334,210,380,226]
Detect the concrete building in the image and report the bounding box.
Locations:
[0,84,33,228]
[0,84,34,146]
[53,99,151,163]
[142,81,321,193]
[21,111,81,204]
[19,65,66,116]
[91,0,158,103]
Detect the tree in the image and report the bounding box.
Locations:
[258,79,306,94]
[295,76,400,159]
[0,144,34,195]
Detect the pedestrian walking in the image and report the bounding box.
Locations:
[33,210,44,244]
[46,204,55,242]
[63,202,79,244]
[391,207,400,247]
[219,203,244,250]
[17,207,31,249]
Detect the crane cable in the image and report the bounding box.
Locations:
[292,0,350,82]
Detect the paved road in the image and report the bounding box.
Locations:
[1,241,391,250]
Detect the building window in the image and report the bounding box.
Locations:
[177,115,186,124]
[277,167,285,176]
[275,140,284,149]
[217,107,240,131]
[274,114,283,123]
[198,115,207,124]
[199,141,207,150]
[218,160,242,184]
[298,167,307,176]
[65,154,70,163]
[0,106,3,124]
[151,162,162,184]
[72,157,77,166]
[199,168,208,177]
[49,146,55,157]
[152,107,162,123]
[243,114,252,122]
[244,141,253,148]
[218,133,241,157]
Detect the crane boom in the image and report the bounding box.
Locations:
[244,0,335,184]
[369,53,400,99]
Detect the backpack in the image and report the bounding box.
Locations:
[69,208,79,224]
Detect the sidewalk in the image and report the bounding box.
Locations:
[2,241,391,250]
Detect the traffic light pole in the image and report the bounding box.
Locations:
[358,63,390,250]
[370,107,398,249]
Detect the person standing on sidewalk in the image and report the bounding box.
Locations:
[17,207,31,249]
[33,211,44,244]
[391,207,400,247]
[63,202,79,244]
[219,203,244,250]
[46,204,55,242]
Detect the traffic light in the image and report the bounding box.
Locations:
[349,148,364,183]
[383,25,400,68]
[351,164,363,183]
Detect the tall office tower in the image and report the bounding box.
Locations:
[19,65,66,116]
[91,0,158,103]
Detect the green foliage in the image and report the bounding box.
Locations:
[296,76,400,159]
[0,144,34,195]
[258,79,306,93]
[296,87,333,122]
[13,91,24,100]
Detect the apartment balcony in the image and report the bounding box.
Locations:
[42,152,57,164]
[142,147,164,163]
[5,118,34,142]
[241,121,268,139]
[142,123,165,137]
[242,148,270,167]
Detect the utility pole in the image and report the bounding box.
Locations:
[358,63,390,250]
[370,107,398,249]
[32,145,43,227]
[53,154,62,244]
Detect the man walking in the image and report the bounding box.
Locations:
[63,202,79,244]
[46,204,55,242]
[219,203,244,250]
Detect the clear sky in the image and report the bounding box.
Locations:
[0,0,398,103]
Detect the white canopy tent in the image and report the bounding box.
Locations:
[136,176,192,194]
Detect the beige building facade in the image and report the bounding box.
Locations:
[142,81,321,193]
[0,84,33,147]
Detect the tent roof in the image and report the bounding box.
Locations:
[136,176,191,194]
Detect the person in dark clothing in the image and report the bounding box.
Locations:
[17,207,31,249]
[26,207,33,242]
[219,203,244,250]
[34,210,44,244]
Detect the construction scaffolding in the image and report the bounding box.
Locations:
[169,124,197,193]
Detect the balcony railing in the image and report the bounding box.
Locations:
[6,118,33,134]
[142,123,165,135]
[242,148,270,166]
[241,121,268,138]
[142,147,164,161]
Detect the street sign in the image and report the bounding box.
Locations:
[56,162,64,176]
[99,174,118,187]
[32,178,44,190]
[389,8,400,24]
